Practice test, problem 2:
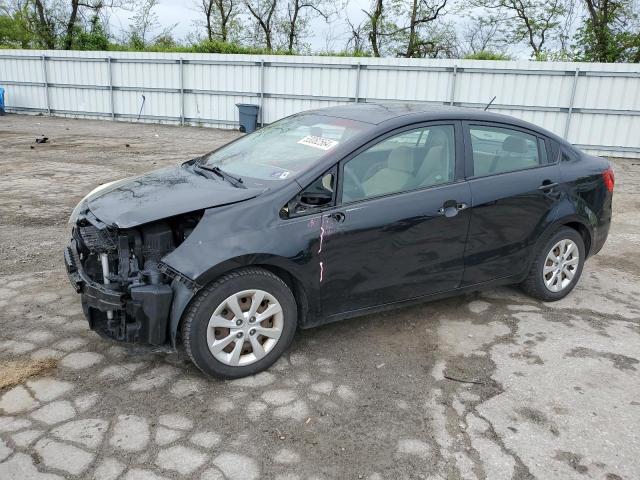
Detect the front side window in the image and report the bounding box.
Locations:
[341,125,455,203]
[469,125,540,177]
[202,114,370,181]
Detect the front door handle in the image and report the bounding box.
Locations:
[437,201,468,218]
[329,212,345,223]
[538,181,558,191]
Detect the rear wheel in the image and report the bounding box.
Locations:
[521,227,585,301]
[181,267,297,379]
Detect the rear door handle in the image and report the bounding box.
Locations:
[538,181,558,191]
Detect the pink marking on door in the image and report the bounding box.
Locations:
[319,261,324,283]
[318,226,325,254]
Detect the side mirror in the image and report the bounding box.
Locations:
[282,171,335,218]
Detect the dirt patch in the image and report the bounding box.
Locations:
[554,450,589,474]
[0,358,58,390]
[565,346,639,371]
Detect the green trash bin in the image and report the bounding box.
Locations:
[236,103,260,133]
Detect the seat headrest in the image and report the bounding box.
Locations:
[425,145,445,166]
[387,146,414,173]
[428,129,449,148]
[502,135,527,154]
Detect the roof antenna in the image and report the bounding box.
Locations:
[484,96,496,111]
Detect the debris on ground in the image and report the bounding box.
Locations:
[0,358,58,390]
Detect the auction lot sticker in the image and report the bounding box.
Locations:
[298,135,339,151]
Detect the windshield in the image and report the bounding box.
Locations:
[201,114,371,181]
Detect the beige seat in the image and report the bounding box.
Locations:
[492,135,536,173]
[362,145,414,198]
[413,129,451,188]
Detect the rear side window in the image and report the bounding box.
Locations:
[469,126,540,177]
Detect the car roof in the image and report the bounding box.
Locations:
[307,103,564,142]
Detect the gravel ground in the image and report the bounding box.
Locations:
[0,114,639,480]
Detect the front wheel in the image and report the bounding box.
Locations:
[181,267,297,379]
[521,227,585,302]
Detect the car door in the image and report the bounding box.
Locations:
[461,122,561,286]
[317,122,472,317]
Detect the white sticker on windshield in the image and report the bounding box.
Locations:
[297,135,338,151]
[270,170,291,179]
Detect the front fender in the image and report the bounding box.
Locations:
[168,280,195,348]
[166,254,318,346]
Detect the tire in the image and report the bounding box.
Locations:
[181,267,297,379]
[521,227,585,302]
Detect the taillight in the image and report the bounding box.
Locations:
[602,166,615,192]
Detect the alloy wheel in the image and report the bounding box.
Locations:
[543,239,580,293]
[206,289,284,366]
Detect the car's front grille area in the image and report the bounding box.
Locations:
[76,225,117,253]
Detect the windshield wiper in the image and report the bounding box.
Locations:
[194,163,246,188]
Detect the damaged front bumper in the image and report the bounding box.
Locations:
[64,239,175,345]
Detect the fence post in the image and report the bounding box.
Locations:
[564,67,580,140]
[179,58,185,126]
[354,62,361,103]
[449,64,458,106]
[259,59,265,127]
[107,57,115,120]
[41,55,50,116]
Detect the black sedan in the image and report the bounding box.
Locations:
[65,104,614,378]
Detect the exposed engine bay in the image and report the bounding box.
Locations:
[66,211,202,345]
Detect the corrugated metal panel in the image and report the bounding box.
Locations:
[0,50,639,157]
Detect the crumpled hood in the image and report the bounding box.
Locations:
[85,165,262,228]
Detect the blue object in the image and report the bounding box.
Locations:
[236,103,259,133]
[0,87,5,115]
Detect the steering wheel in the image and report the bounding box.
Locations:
[343,167,366,202]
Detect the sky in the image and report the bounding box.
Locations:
[107,0,372,51]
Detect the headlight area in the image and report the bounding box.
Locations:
[64,211,203,345]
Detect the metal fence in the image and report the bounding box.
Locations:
[1,50,639,158]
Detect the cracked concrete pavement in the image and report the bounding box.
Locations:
[1,114,639,479]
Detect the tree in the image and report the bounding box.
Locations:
[64,1,115,50]
[400,0,448,57]
[244,0,277,50]
[363,0,384,56]
[0,0,126,50]
[31,0,57,48]
[359,0,404,57]
[197,0,236,42]
[281,0,333,53]
[0,1,32,47]
[475,0,568,58]
[459,15,506,56]
[358,0,454,58]
[555,0,579,55]
[126,0,175,48]
[345,16,368,54]
[74,13,109,50]
[576,0,640,62]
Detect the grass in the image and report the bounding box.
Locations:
[0,358,58,390]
